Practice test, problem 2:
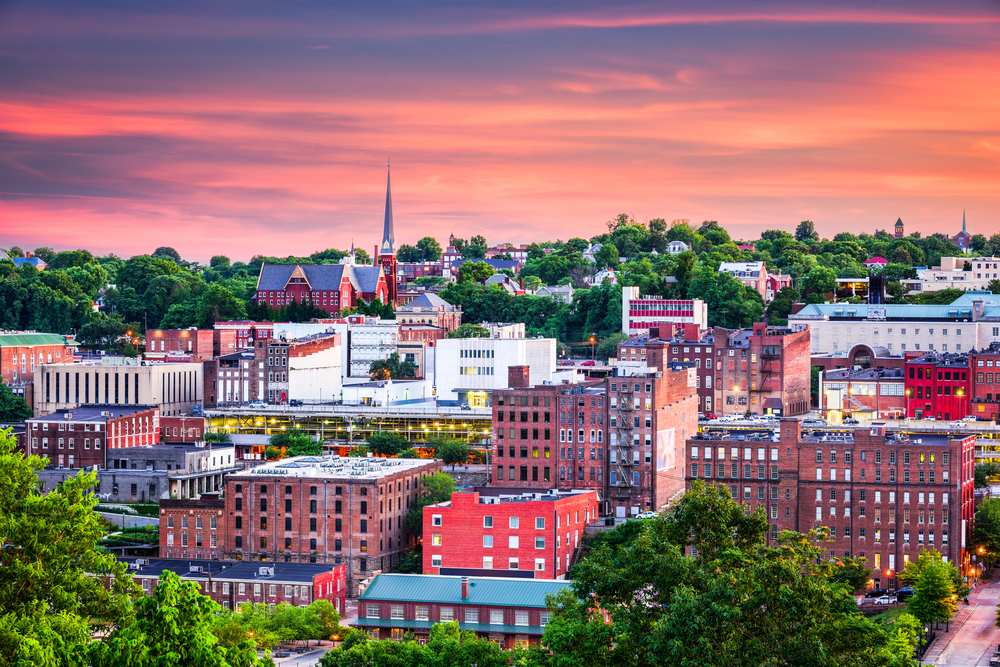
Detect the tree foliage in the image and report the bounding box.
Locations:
[0,385,31,422]
[369,352,416,380]
[446,323,490,339]
[971,497,1000,563]
[269,428,322,456]
[367,432,410,457]
[403,472,455,537]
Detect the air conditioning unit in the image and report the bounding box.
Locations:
[136,558,149,565]
[259,566,274,577]
[189,566,204,573]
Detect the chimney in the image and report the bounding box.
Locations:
[461,577,469,600]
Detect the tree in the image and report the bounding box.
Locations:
[0,429,140,663]
[32,247,56,262]
[354,248,370,265]
[151,246,183,263]
[210,255,231,269]
[972,498,1000,563]
[446,323,490,339]
[435,439,470,470]
[204,431,233,443]
[367,432,409,457]
[555,481,898,666]
[197,283,247,327]
[75,315,135,355]
[270,428,321,456]
[354,297,395,320]
[801,265,837,297]
[795,220,819,243]
[897,547,969,599]
[457,260,494,284]
[369,352,416,380]
[976,462,1000,488]
[907,557,957,630]
[396,244,422,263]
[0,384,31,421]
[319,621,508,667]
[593,243,620,269]
[988,278,1000,295]
[415,236,442,262]
[765,286,800,323]
[594,333,626,361]
[89,570,261,667]
[404,472,455,536]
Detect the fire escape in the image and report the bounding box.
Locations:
[614,380,635,498]
[755,344,780,411]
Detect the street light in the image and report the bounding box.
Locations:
[589,335,596,360]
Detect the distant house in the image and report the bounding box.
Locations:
[582,243,603,263]
[484,274,522,295]
[718,261,768,300]
[1,250,47,271]
[666,241,689,254]
[535,285,574,303]
[865,257,888,269]
[590,269,618,286]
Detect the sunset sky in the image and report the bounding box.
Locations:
[1,1,997,263]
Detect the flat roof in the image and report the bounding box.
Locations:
[359,573,571,608]
[235,454,439,480]
[120,558,336,583]
[28,405,158,422]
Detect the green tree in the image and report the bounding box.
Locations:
[368,352,416,380]
[32,247,57,262]
[972,497,1000,563]
[416,236,443,262]
[204,431,233,443]
[446,323,490,339]
[434,439,470,470]
[396,244,421,263]
[594,332,627,361]
[152,246,183,263]
[75,315,135,354]
[0,429,140,663]
[795,220,820,243]
[988,278,1000,295]
[89,570,261,667]
[0,385,31,421]
[765,285,800,323]
[801,265,837,297]
[404,472,455,536]
[457,260,494,284]
[593,243,620,269]
[367,432,410,457]
[907,557,957,630]
[897,547,969,599]
[197,283,247,327]
[270,428,321,456]
[976,462,1000,488]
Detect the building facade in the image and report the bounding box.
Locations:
[718,262,769,301]
[204,351,256,406]
[253,332,342,404]
[819,367,906,421]
[25,405,160,470]
[621,286,708,335]
[905,352,971,421]
[712,324,811,417]
[903,257,1000,295]
[145,328,236,362]
[971,343,1000,422]
[685,420,976,590]
[33,360,203,416]
[393,293,461,333]
[0,332,72,385]
[435,337,556,408]
[355,573,570,646]
[422,488,599,579]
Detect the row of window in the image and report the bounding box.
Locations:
[165,532,219,548]
[166,516,217,529]
[33,437,102,449]
[430,515,546,529]
[367,604,546,626]
[811,520,948,545]
[430,534,548,549]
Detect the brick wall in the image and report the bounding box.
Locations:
[160,496,227,559]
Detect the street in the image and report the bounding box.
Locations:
[926,578,1000,666]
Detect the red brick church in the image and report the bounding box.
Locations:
[254,169,398,313]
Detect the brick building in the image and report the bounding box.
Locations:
[718,262,769,301]
[253,332,342,404]
[819,367,906,421]
[158,415,208,442]
[0,332,72,385]
[492,379,606,490]
[219,455,442,588]
[618,325,716,414]
[145,328,236,362]
[213,321,273,350]
[160,494,227,559]
[971,343,1000,422]
[25,404,159,470]
[204,351,255,406]
[620,286,708,335]
[713,324,811,417]
[905,352,971,421]
[355,573,570,646]
[394,293,461,333]
[123,558,348,614]
[422,488,599,579]
[685,419,976,590]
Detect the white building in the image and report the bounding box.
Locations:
[435,337,556,407]
[480,322,526,339]
[345,316,399,381]
[789,292,1000,354]
[621,286,708,335]
[666,240,689,254]
[340,379,434,407]
[903,257,1000,295]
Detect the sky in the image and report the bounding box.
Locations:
[1,0,998,263]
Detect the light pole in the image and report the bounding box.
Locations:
[589,335,596,360]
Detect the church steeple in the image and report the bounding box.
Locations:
[380,165,395,256]
[963,210,966,234]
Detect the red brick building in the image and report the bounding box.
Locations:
[159,415,208,443]
[0,332,72,385]
[422,488,599,579]
[618,324,716,415]
[685,420,976,590]
[25,405,160,469]
[160,494,226,559]
[905,352,971,421]
[819,367,906,421]
[145,328,236,362]
[355,573,570,646]
[713,323,811,417]
[213,321,272,350]
[254,263,389,315]
[124,558,348,615]
[970,343,1000,422]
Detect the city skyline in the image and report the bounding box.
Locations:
[2,1,997,262]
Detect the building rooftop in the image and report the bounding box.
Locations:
[358,573,571,608]
[907,352,970,368]
[824,367,905,381]
[120,558,337,583]
[0,333,70,347]
[28,405,158,423]
[236,454,438,480]
[718,261,764,277]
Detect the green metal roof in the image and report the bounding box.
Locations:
[353,617,544,635]
[0,333,69,347]
[358,573,571,609]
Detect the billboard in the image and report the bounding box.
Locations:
[655,428,676,471]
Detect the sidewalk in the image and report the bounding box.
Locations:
[919,602,978,665]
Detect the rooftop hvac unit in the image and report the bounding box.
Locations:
[129,562,142,570]
[136,558,149,566]
[189,566,204,573]
[259,566,274,577]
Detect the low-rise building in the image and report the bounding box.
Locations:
[718,262,769,301]
[903,257,1000,295]
[970,343,1000,422]
[253,332,342,404]
[25,404,160,470]
[354,573,571,646]
[204,351,256,406]
[820,367,906,421]
[33,359,203,416]
[123,558,348,614]
[435,337,556,408]
[0,332,73,385]
[393,293,461,333]
[422,488,599,579]
[145,328,236,362]
[905,352,971,421]
[621,286,708,335]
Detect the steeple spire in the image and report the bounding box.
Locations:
[380,164,395,256]
[963,209,966,233]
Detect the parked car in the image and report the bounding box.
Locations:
[874,595,897,605]
[961,415,978,422]
[581,360,596,366]
[704,413,718,420]
[460,403,472,410]
[864,589,889,598]
[558,360,574,366]
[698,413,707,421]
[249,401,267,409]
[289,399,303,406]
[802,418,826,427]
[635,511,657,519]
[843,418,859,425]
[896,587,916,601]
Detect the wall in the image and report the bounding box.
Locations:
[33,363,204,416]
[289,343,343,401]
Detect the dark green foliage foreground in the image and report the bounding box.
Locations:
[320,482,922,667]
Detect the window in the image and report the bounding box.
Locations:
[509,516,519,529]
[431,534,442,546]
[535,537,545,549]
[465,609,479,623]
[439,607,453,622]
[491,609,504,625]
[416,606,429,621]
[432,514,442,526]
[484,516,493,528]
[391,605,404,620]
[367,604,381,619]
[483,535,493,548]
[509,536,519,549]
[431,555,442,567]
[515,610,529,626]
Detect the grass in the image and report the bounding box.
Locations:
[867,605,908,625]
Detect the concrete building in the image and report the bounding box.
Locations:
[422,488,599,580]
[252,331,342,404]
[534,285,574,304]
[685,420,977,590]
[713,324,811,417]
[25,405,160,470]
[32,359,203,416]
[145,328,236,362]
[435,337,556,407]
[789,292,1000,355]
[820,367,906,422]
[903,257,1000,295]
[393,293,462,333]
[355,573,570,646]
[159,415,208,442]
[123,558,348,614]
[221,455,443,588]
[481,322,526,339]
[345,316,399,380]
[340,379,434,407]
[621,286,708,335]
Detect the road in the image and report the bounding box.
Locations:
[931,578,1000,666]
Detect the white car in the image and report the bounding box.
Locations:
[873,595,897,605]
[635,511,657,520]
[248,401,267,409]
